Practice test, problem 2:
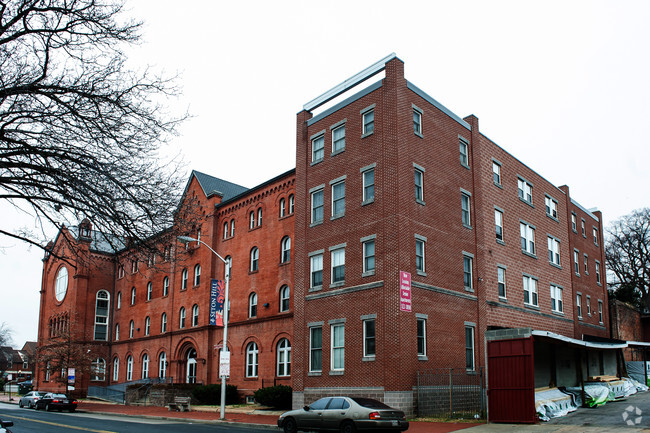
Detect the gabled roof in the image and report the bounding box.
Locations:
[191,170,249,200]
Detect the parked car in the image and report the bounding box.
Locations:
[0,419,14,433]
[277,396,409,433]
[18,391,46,409]
[34,393,78,412]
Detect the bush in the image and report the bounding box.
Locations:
[191,384,238,405]
[254,385,292,409]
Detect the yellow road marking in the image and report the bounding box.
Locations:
[0,413,116,433]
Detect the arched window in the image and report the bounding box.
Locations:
[145,316,150,336]
[230,219,235,237]
[246,342,258,377]
[129,320,134,338]
[223,221,229,239]
[289,194,294,214]
[163,277,169,297]
[249,292,257,318]
[194,264,201,286]
[277,339,291,377]
[250,247,259,272]
[94,291,109,340]
[159,352,167,378]
[257,208,263,226]
[192,304,199,327]
[112,357,119,382]
[280,285,290,312]
[115,323,120,341]
[279,198,286,217]
[126,355,133,381]
[179,307,186,329]
[281,237,291,263]
[146,282,152,301]
[116,292,121,309]
[249,211,255,229]
[161,313,167,333]
[181,268,188,290]
[130,287,136,305]
[187,348,197,384]
[142,353,149,379]
[91,358,106,381]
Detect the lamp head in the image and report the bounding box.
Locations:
[177,235,197,243]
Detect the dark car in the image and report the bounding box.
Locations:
[34,393,78,412]
[277,396,409,433]
[18,391,46,409]
[0,419,14,433]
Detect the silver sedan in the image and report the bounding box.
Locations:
[18,391,46,409]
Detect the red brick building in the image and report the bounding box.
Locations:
[36,54,609,413]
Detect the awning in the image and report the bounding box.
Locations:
[531,330,628,349]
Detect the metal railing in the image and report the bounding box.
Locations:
[416,368,485,418]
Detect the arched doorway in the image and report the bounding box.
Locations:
[186,348,197,384]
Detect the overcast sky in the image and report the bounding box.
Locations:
[1,0,649,347]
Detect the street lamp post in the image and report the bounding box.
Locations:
[177,235,230,420]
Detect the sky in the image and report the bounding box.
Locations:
[1,0,649,347]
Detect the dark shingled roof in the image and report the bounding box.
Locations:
[192,170,249,201]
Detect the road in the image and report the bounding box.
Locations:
[0,403,274,433]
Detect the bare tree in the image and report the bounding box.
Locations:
[0,322,12,347]
[605,208,650,312]
[0,0,187,256]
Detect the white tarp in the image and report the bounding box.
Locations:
[535,388,578,422]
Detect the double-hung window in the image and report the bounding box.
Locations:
[463,254,473,291]
[459,137,469,167]
[416,316,427,358]
[415,236,426,274]
[461,191,471,227]
[362,237,376,275]
[281,237,291,263]
[331,323,345,371]
[593,227,599,245]
[309,326,323,373]
[181,268,188,290]
[523,275,538,306]
[595,261,601,284]
[550,285,563,313]
[331,247,345,285]
[548,236,560,266]
[574,250,580,275]
[362,166,375,203]
[518,178,533,204]
[310,253,323,288]
[363,318,376,358]
[495,209,504,242]
[598,301,603,323]
[497,266,507,298]
[414,166,424,203]
[584,254,589,274]
[362,107,374,136]
[581,219,586,237]
[312,134,324,163]
[465,325,475,371]
[331,179,345,218]
[332,124,345,153]
[577,293,582,318]
[311,187,324,224]
[250,247,259,272]
[520,222,536,255]
[545,196,558,219]
[492,161,501,185]
[571,213,577,232]
[413,107,422,136]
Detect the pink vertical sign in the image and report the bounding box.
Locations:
[400,271,412,312]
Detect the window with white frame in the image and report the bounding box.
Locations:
[249,292,257,318]
[550,285,563,313]
[581,219,586,237]
[250,247,259,272]
[331,248,345,284]
[181,268,188,290]
[289,195,294,214]
[415,237,425,273]
[159,352,167,378]
[163,277,169,297]
[498,266,507,298]
[363,318,376,358]
[413,108,422,135]
[574,250,580,275]
[279,198,286,218]
[598,300,603,323]
[465,325,475,371]
[281,236,291,263]
[309,326,322,373]
[144,316,150,335]
[249,211,255,229]
[146,282,152,301]
[142,353,149,379]
[595,261,601,284]
[129,320,134,338]
[417,316,426,357]
[362,167,375,203]
[131,287,136,305]
[577,293,582,318]
[194,264,201,286]
[112,357,119,381]
[276,338,291,377]
[571,213,577,232]
[545,196,558,219]
[94,291,109,340]
[126,355,133,381]
[310,253,323,288]
[587,296,591,315]
[192,304,199,326]
[223,221,228,239]
[523,275,538,306]
[331,323,345,371]
[332,180,345,218]
[459,137,469,167]
[91,358,106,381]
[117,292,121,309]
[548,236,560,266]
[115,323,119,341]
[312,134,324,162]
[584,254,589,274]
[520,222,536,255]
[311,188,324,224]
[246,342,258,377]
[230,219,235,236]
[257,208,262,226]
[362,109,374,135]
[414,167,424,202]
[362,238,376,274]
[593,227,599,245]
[161,312,167,333]
[463,255,473,291]
[495,209,504,242]
[461,192,471,227]
[518,178,533,204]
[493,161,501,185]
[279,285,290,312]
[332,124,345,153]
[179,307,186,329]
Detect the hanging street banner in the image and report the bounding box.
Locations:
[210,279,225,326]
[400,271,412,312]
[219,351,231,378]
